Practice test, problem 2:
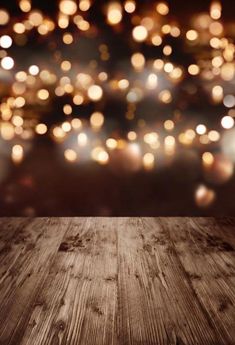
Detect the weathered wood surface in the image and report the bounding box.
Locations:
[0,218,234,345]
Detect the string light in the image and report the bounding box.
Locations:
[0,0,234,210]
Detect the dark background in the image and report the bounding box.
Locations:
[0,0,235,216]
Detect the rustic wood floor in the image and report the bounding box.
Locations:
[0,218,234,345]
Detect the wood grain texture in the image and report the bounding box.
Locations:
[0,218,234,345]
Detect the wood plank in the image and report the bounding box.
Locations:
[0,217,234,345]
[0,218,32,256]
[161,217,235,344]
[19,218,118,345]
[0,218,69,345]
[117,217,227,345]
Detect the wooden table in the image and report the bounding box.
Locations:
[0,218,234,345]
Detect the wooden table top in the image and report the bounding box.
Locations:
[0,218,234,345]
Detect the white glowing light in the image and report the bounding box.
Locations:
[87,85,103,101]
[221,116,234,129]
[0,35,12,48]
[29,65,39,75]
[1,56,14,70]
[196,124,207,135]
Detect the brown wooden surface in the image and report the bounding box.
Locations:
[0,218,234,345]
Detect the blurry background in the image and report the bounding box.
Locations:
[0,0,235,216]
